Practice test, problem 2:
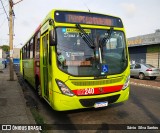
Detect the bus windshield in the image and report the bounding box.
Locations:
[56,27,128,76]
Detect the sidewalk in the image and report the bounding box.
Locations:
[0,67,35,125]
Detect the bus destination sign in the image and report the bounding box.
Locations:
[66,14,112,26]
[55,11,123,27]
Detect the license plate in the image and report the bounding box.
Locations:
[94,101,108,108]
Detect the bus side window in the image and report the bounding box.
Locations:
[27,43,30,59]
[22,48,25,59]
[35,32,40,58]
[33,37,35,58]
[30,38,34,59]
[24,45,27,59]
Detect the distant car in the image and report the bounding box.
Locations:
[130,63,160,80]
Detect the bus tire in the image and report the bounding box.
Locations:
[23,68,25,78]
[36,77,42,98]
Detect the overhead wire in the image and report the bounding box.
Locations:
[0,17,6,28]
[0,0,9,20]
[0,0,10,45]
[0,3,8,9]
[1,0,22,45]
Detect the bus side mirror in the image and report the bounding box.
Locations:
[49,29,57,46]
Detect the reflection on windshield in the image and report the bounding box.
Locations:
[56,27,128,76]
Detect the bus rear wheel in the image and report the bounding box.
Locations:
[36,78,42,98]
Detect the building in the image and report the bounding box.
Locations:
[128,29,160,68]
[13,48,20,58]
[13,48,20,64]
[4,48,20,64]
[0,47,20,65]
[0,48,6,59]
[0,49,2,58]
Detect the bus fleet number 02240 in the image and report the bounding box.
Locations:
[77,88,94,95]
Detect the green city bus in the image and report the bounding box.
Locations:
[20,9,130,111]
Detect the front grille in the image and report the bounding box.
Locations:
[71,77,123,86]
[79,94,120,107]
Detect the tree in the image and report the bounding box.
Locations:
[0,45,10,52]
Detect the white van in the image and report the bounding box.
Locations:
[0,58,5,70]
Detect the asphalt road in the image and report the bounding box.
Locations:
[16,68,160,132]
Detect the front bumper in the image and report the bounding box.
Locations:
[51,87,129,111]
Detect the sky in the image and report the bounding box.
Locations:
[0,0,160,48]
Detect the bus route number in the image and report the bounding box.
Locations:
[77,88,94,95]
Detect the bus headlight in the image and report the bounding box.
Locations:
[56,80,75,97]
[122,75,130,90]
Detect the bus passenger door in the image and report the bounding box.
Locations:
[42,33,49,99]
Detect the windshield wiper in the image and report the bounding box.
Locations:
[99,27,114,47]
[98,27,114,64]
[76,24,95,49]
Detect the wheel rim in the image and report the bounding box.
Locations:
[139,73,144,79]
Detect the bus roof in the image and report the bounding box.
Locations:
[22,9,123,49]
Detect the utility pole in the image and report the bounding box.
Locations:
[9,0,23,80]
[9,0,14,81]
